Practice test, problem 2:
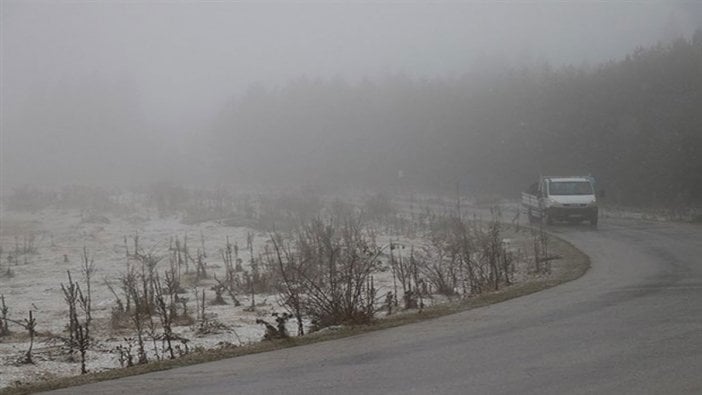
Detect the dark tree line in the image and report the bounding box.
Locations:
[212,31,702,207]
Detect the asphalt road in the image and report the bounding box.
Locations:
[48,218,702,395]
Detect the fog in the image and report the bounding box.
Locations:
[2,1,701,191]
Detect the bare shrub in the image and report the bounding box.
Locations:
[5,311,37,364]
[271,216,380,330]
[256,312,292,340]
[194,319,232,337]
[214,237,242,306]
[238,235,275,311]
[420,219,459,296]
[167,234,197,283]
[195,248,208,281]
[208,283,225,305]
[117,243,165,365]
[267,234,305,336]
[59,247,94,374]
[153,273,185,360]
[112,236,198,361]
[388,242,423,308]
[531,222,552,274]
[21,311,37,364]
[0,294,10,337]
[384,291,394,315]
[418,211,515,298]
[194,288,207,323]
[114,338,136,368]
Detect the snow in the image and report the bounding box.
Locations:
[0,203,533,390]
[0,206,277,388]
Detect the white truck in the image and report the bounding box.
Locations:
[522,176,599,226]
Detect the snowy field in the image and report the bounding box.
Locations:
[0,206,276,387]
[0,193,536,390]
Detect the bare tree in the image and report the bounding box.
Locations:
[60,247,94,374]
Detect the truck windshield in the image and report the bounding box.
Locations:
[548,181,593,196]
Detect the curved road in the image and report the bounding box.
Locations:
[50,218,702,394]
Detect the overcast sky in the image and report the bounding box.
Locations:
[1,1,701,186]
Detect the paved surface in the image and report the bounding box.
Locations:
[48,218,702,394]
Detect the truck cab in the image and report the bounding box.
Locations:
[522,176,598,226]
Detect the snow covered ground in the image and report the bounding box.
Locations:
[0,200,534,390]
[0,205,284,387]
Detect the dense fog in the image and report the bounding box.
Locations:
[2,2,701,203]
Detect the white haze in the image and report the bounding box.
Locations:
[1,1,700,187]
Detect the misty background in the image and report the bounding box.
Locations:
[2,1,702,205]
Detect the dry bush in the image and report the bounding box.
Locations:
[60,249,93,374]
[270,216,380,330]
[388,243,423,309]
[107,239,166,363]
[109,242,194,362]
[4,310,37,364]
[418,210,515,298]
[256,312,292,340]
[213,236,242,306]
[530,222,552,274]
[1,294,10,337]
